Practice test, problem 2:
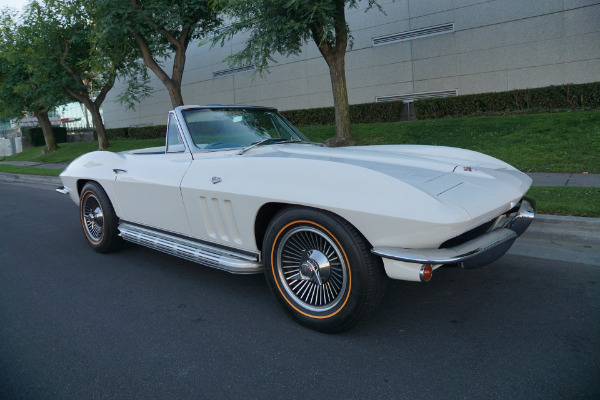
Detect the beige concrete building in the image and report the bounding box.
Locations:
[102,0,600,128]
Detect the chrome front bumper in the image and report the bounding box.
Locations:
[371,198,535,269]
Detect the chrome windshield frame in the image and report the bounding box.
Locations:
[172,105,310,154]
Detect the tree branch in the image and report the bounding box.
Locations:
[59,39,85,88]
[94,73,116,107]
[310,24,334,63]
[129,0,182,50]
[334,0,348,55]
[63,85,88,104]
[133,31,172,85]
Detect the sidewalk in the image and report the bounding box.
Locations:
[527,172,600,187]
[2,161,599,187]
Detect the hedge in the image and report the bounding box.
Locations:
[105,127,129,140]
[25,127,67,147]
[128,125,167,139]
[109,101,404,139]
[280,101,404,126]
[414,82,600,119]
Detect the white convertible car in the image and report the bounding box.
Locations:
[59,105,534,332]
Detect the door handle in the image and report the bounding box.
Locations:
[113,168,127,174]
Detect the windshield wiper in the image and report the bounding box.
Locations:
[238,138,308,155]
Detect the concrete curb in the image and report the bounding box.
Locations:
[521,214,600,247]
[0,172,61,186]
[1,172,599,247]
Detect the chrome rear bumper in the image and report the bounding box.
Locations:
[371,198,535,269]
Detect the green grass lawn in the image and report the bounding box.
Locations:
[1,110,599,217]
[302,110,600,173]
[0,165,63,176]
[2,111,599,173]
[526,186,600,217]
[0,138,164,164]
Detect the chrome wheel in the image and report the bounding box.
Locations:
[82,193,104,242]
[276,226,348,312]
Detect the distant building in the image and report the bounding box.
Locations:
[102,0,600,128]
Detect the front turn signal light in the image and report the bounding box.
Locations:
[420,264,433,282]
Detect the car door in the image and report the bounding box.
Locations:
[179,151,263,252]
[111,112,194,236]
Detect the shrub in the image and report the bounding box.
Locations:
[105,127,129,140]
[128,125,167,140]
[25,127,67,147]
[281,101,404,126]
[414,82,600,119]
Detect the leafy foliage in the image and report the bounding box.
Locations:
[13,0,152,150]
[213,0,383,145]
[25,127,68,147]
[213,0,380,72]
[103,126,168,141]
[104,127,130,140]
[94,0,221,107]
[281,101,403,126]
[128,125,168,140]
[0,7,71,119]
[414,82,600,119]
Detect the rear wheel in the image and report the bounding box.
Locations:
[79,182,123,253]
[263,207,387,333]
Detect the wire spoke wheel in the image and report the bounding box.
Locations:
[82,193,104,242]
[276,226,348,313]
[265,208,387,333]
[79,182,123,253]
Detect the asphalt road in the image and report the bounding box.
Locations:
[1,182,599,400]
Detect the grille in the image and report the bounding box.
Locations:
[440,219,497,249]
[376,89,458,103]
[213,65,256,79]
[372,23,455,46]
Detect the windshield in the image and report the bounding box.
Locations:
[182,108,310,150]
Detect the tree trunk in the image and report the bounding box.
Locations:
[36,110,59,153]
[133,32,186,108]
[166,81,184,108]
[326,54,353,147]
[312,0,353,147]
[86,100,109,150]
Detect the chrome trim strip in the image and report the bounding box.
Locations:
[121,220,259,259]
[118,222,263,274]
[372,228,517,265]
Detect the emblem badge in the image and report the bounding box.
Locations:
[463,167,472,172]
[211,176,222,184]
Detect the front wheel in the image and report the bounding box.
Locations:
[79,182,123,253]
[263,207,387,333]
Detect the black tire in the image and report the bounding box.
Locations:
[79,182,123,253]
[263,207,387,333]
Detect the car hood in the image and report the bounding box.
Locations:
[249,143,532,219]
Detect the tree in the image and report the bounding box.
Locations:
[215,0,381,146]
[95,0,221,108]
[0,9,70,153]
[33,0,150,150]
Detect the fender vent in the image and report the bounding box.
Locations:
[372,23,455,46]
[376,89,458,103]
[213,65,256,79]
